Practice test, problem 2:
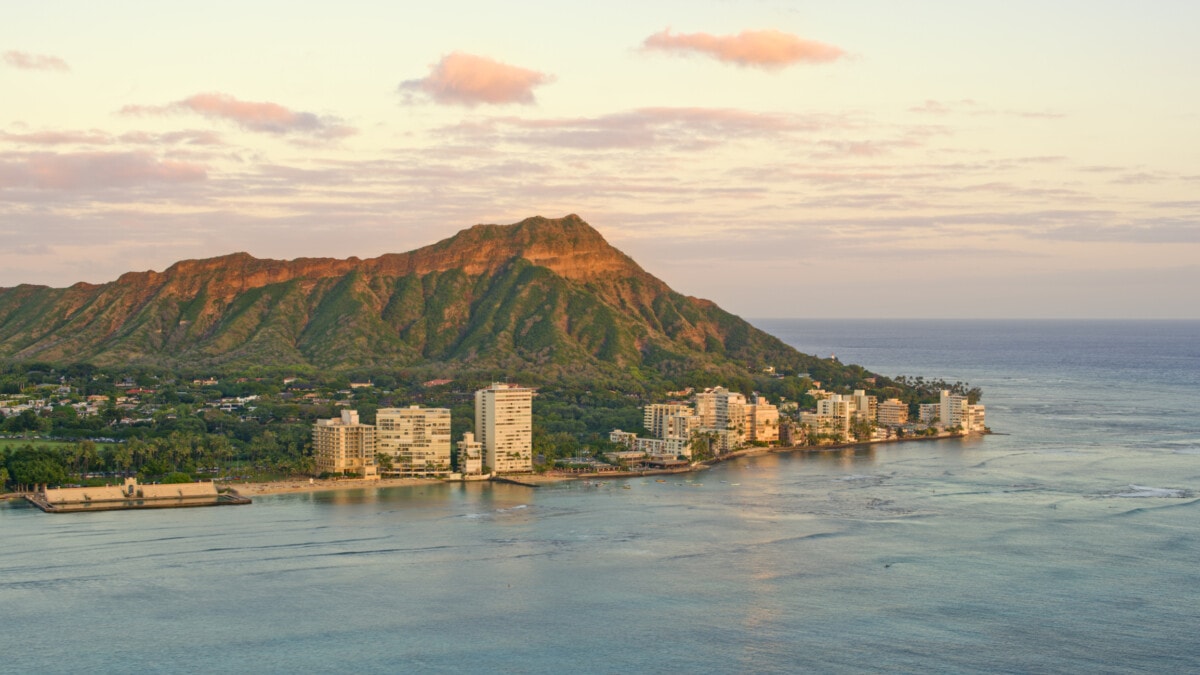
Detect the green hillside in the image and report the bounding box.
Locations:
[0,215,864,388]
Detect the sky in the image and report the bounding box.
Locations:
[2,1,1198,319]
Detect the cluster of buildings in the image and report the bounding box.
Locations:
[610,386,779,460]
[794,387,985,443]
[312,379,987,479]
[311,383,533,478]
[612,386,986,460]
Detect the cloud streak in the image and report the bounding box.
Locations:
[399,52,553,106]
[442,107,857,150]
[3,50,70,72]
[642,29,845,69]
[0,152,206,190]
[121,93,355,139]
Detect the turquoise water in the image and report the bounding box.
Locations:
[3,320,1199,673]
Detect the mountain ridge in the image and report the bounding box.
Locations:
[0,215,839,384]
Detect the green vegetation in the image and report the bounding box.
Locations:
[0,354,967,492]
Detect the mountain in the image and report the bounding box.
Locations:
[0,215,840,381]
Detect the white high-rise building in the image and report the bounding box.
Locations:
[376,406,451,475]
[475,383,533,473]
[715,390,748,434]
[643,403,694,439]
[850,390,878,421]
[694,387,747,432]
[643,403,699,447]
[919,390,985,433]
[939,390,968,429]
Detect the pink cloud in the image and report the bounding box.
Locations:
[642,29,844,69]
[400,52,553,106]
[121,93,355,139]
[0,152,206,190]
[3,50,70,72]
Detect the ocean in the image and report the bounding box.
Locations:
[3,319,1199,673]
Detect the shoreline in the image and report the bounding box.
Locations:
[3,431,981,500]
[222,476,432,497]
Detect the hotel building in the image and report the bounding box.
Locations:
[313,410,377,478]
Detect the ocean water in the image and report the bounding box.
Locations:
[3,320,1199,673]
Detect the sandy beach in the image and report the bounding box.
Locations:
[222,476,434,497]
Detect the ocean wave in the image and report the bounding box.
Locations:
[458,504,530,519]
[1111,484,1191,498]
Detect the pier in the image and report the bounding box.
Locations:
[25,477,251,513]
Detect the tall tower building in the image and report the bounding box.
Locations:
[475,383,533,473]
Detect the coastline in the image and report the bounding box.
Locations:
[4,432,981,501]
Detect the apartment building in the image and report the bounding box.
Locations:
[877,398,909,426]
[919,390,986,433]
[456,431,483,475]
[643,403,697,440]
[475,383,533,473]
[376,406,451,476]
[744,394,779,444]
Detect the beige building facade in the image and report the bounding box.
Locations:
[313,410,378,478]
[376,406,451,476]
[456,431,483,475]
[877,398,909,426]
[744,394,779,444]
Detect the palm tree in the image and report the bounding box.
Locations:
[375,452,394,473]
[111,443,133,478]
[76,440,99,480]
